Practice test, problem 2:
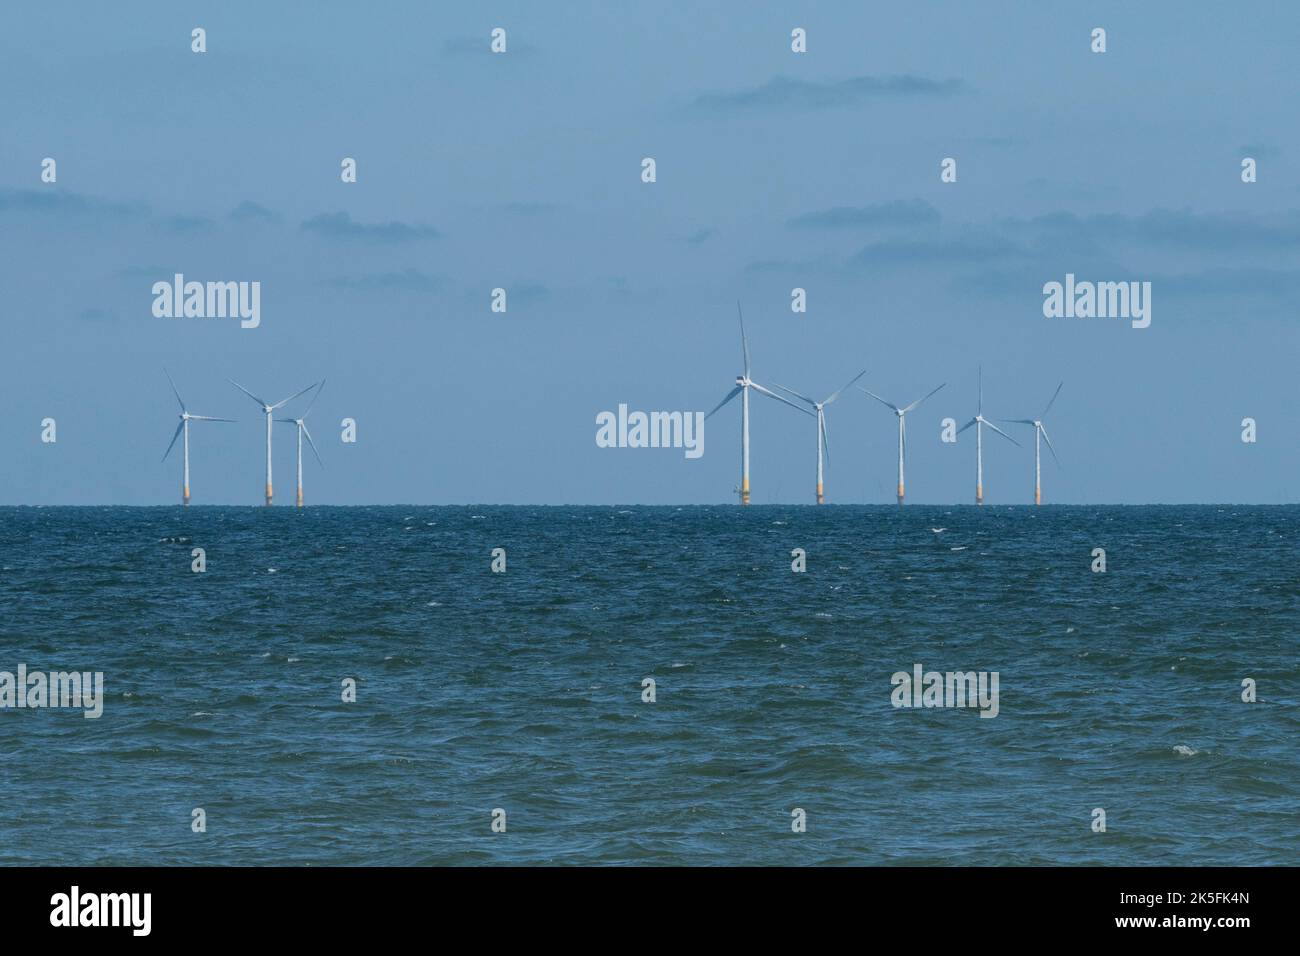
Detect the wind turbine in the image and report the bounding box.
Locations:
[956,367,1019,505]
[774,370,866,504]
[1002,383,1062,505]
[161,370,235,505]
[705,304,812,505]
[277,381,325,508]
[229,378,318,506]
[859,382,945,505]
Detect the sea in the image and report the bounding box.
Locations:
[1,505,1296,866]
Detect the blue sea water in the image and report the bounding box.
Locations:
[0,505,1296,866]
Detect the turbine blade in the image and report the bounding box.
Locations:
[901,382,946,415]
[1000,418,1036,426]
[303,379,325,417]
[820,412,831,463]
[737,302,751,377]
[772,382,816,406]
[857,386,900,413]
[750,381,815,416]
[956,417,978,435]
[900,414,907,462]
[984,419,1021,446]
[823,369,867,406]
[1041,424,1060,466]
[302,422,324,468]
[162,420,184,462]
[978,365,983,416]
[163,368,186,412]
[705,385,743,420]
[271,382,319,410]
[1042,381,1063,418]
[274,418,296,424]
[228,379,267,407]
[190,416,236,422]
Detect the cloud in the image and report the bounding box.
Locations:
[849,234,1023,268]
[1017,208,1300,251]
[118,265,172,278]
[302,212,440,241]
[1158,267,1300,299]
[230,201,279,222]
[0,188,147,220]
[788,199,940,229]
[508,283,549,303]
[327,269,440,291]
[165,215,214,235]
[502,201,557,216]
[1240,143,1281,160]
[444,36,538,58]
[682,227,717,244]
[690,74,967,114]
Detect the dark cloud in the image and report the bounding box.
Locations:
[509,283,549,303]
[118,265,172,278]
[1239,143,1281,159]
[849,234,1023,268]
[165,215,214,235]
[789,199,940,229]
[327,269,440,291]
[302,211,440,241]
[1017,208,1300,250]
[0,188,147,220]
[683,227,717,244]
[690,74,967,114]
[443,36,537,58]
[230,201,279,222]
[1158,267,1300,299]
[502,201,558,216]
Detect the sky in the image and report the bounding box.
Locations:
[2,1,1297,505]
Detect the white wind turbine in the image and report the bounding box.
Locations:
[705,304,812,505]
[162,369,235,506]
[957,366,1019,505]
[859,382,946,505]
[774,370,866,504]
[1002,383,1063,505]
[229,378,319,506]
[276,381,325,508]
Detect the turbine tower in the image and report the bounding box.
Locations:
[957,367,1019,505]
[1002,383,1062,505]
[774,370,866,504]
[277,381,325,508]
[705,304,811,505]
[859,382,945,505]
[161,369,234,505]
[229,378,318,506]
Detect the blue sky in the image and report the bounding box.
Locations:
[2,1,1298,504]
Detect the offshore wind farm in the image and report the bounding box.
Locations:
[2,1,1297,887]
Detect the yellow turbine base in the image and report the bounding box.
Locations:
[297,490,304,508]
[976,484,984,505]
[265,484,273,506]
[183,486,190,506]
[816,482,824,505]
[1035,487,1042,506]
[741,477,750,506]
